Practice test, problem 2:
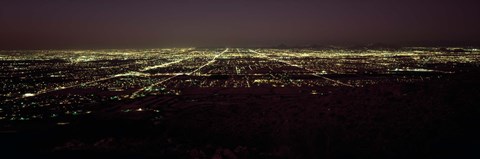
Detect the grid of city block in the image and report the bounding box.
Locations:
[1,47,479,158]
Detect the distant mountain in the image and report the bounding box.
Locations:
[275,43,289,49]
[274,44,335,50]
[272,43,404,50]
[438,47,467,53]
[347,43,402,50]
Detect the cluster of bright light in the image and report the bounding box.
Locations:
[0,47,479,120]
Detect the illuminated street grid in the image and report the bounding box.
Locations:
[0,47,479,120]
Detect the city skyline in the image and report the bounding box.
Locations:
[1,1,480,158]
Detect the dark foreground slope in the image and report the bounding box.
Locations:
[1,73,480,159]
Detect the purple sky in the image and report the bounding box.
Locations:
[1,0,480,48]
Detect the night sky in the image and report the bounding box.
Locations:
[1,0,480,49]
